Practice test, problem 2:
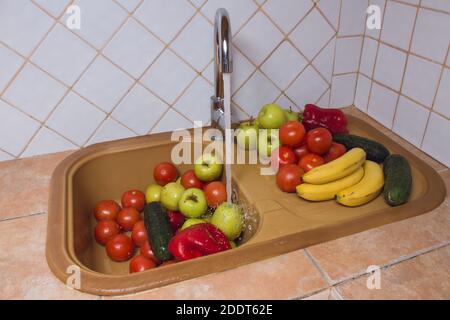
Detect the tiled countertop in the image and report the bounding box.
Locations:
[0,107,448,300]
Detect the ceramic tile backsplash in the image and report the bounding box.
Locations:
[0,0,448,168]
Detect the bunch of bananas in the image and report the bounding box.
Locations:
[296,148,385,206]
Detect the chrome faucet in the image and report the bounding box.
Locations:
[211,8,233,131]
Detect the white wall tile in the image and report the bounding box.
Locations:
[0,100,40,156]
[433,68,450,119]
[88,118,137,145]
[366,0,386,39]
[330,73,357,107]
[233,71,281,116]
[359,37,378,77]
[34,0,71,17]
[263,0,313,33]
[316,89,331,108]
[355,74,372,111]
[318,0,341,30]
[368,82,398,128]
[373,44,407,91]
[230,49,256,94]
[312,37,335,82]
[0,45,24,92]
[422,112,450,167]
[3,63,67,121]
[31,24,97,86]
[22,127,76,157]
[63,0,128,49]
[421,0,450,13]
[173,77,214,123]
[171,14,213,72]
[0,1,53,56]
[339,0,368,36]
[103,19,165,78]
[201,0,258,32]
[261,41,307,90]
[74,56,134,112]
[234,12,284,65]
[276,94,298,110]
[402,55,442,107]
[112,84,168,135]
[151,109,193,133]
[286,66,329,110]
[393,96,429,146]
[231,103,250,123]
[141,49,197,104]
[46,92,106,145]
[134,0,196,43]
[380,1,417,50]
[411,9,450,64]
[334,37,363,74]
[116,0,142,12]
[0,150,14,161]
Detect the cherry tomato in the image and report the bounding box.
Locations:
[153,162,178,186]
[140,241,160,264]
[276,164,304,193]
[279,121,306,146]
[117,207,141,231]
[167,210,185,232]
[306,128,332,155]
[323,142,347,163]
[180,169,204,189]
[131,220,148,247]
[94,220,121,246]
[93,200,121,221]
[203,181,227,207]
[121,190,146,212]
[129,255,157,273]
[299,154,325,172]
[271,146,297,169]
[106,234,135,262]
[293,143,310,160]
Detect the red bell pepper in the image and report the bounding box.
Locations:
[302,104,348,134]
[168,223,231,261]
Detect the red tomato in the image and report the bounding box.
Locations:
[121,190,146,212]
[131,220,148,247]
[299,154,325,172]
[94,220,121,246]
[306,128,332,155]
[129,255,157,273]
[203,181,227,207]
[167,210,185,232]
[93,200,121,221]
[276,164,304,193]
[293,143,309,160]
[323,142,347,163]
[180,169,204,189]
[153,162,178,186]
[106,234,135,262]
[279,121,306,146]
[117,207,141,231]
[271,146,297,169]
[140,241,160,264]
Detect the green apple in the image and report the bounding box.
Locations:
[284,107,299,122]
[236,120,259,150]
[160,182,185,211]
[211,202,243,240]
[194,153,223,182]
[145,184,163,203]
[257,103,286,129]
[180,218,206,230]
[179,188,207,218]
[258,129,280,158]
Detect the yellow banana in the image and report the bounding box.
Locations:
[336,160,384,207]
[296,166,364,201]
[302,148,366,184]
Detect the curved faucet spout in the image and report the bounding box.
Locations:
[211,8,233,131]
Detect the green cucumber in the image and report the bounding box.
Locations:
[333,134,390,163]
[144,202,173,261]
[383,154,412,206]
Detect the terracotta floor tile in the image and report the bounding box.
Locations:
[307,170,450,283]
[0,151,73,220]
[302,288,341,300]
[109,250,327,300]
[336,245,450,300]
[0,214,97,299]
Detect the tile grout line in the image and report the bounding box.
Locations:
[328,0,342,107]
[0,211,47,223]
[353,0,369,107]
[303,248,335,286]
